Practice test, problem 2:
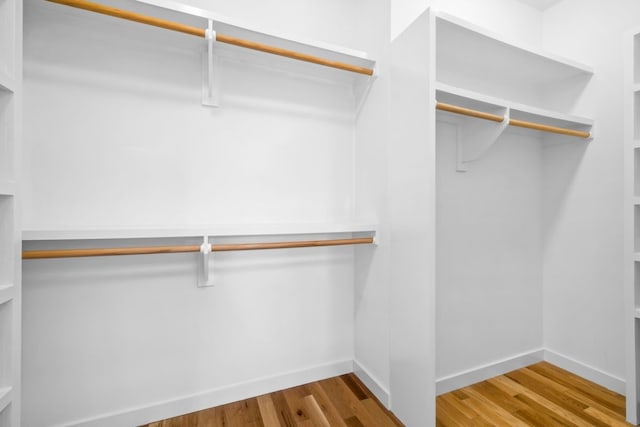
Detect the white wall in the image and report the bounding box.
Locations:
[21,0,375,425]
[541,0,640,388]
[391,0,542,46]
[353,0,393,406]
[436,123,543,381]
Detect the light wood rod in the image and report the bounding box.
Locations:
[214,34,374,76]
[46,0,375,76]
[22,237,374,259]
[212,237,374,252]
[508,118,590,138]
[436,101,591,139]
[436,102,505,123]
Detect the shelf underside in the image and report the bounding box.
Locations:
[23,223,377,241]
[435,13,592,87]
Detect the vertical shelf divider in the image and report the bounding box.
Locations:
[0,0,21,423]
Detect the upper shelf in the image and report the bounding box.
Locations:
[22,222,378,241]
[42,0,376,98]
[435,11,593,87]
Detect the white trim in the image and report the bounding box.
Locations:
[543,349,626,395]
[436,349,545,395]
[61,360,353,427]
[353,359,391,408]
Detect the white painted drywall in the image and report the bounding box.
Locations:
[353,0,393,406]
[21,0,372,425]
[541,0,640,388]
[436,122,543,380]
[391,0,543,46]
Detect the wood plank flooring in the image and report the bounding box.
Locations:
[437,362,631,427]
[142,362,632,426]
[141,373,404,427]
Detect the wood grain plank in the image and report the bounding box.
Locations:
[303,395,331,427]
[461,387,529,427]
[270,391,298,427]
[360,399,402,427]
[321,377,384,427]
[306,382,350,427]
[257,395,283,427]
[583,406,632,427]
[282,385,313,426]
[528,362,625,413]
[437,393,479,420]
[491,374,602,427]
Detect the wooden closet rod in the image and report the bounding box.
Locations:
[436,102,591,138]
[436,102,504,123]
[47,0,375,76]
[22,237,374,259]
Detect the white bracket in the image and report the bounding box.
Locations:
[198,236,215,287]
[455,107,509,172]
[202,20,220,107]
[354,67,377,118]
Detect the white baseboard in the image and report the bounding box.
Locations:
[353,359,391,408]
[62,359,354,427]
[435,348,626,397]
[436,349,545,395]
[543,349,626,395]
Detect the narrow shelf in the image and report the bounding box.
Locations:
[634,83,640,93]
[635,307,640,319]
[0,387,11,413]
[436,82,593,136]
[0,286,14,306]
[435,11,593,87]
[0,181,16,197]
[634,253,640,262]
[22,222,378,241]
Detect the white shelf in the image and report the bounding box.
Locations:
[39,0,376,95]
[436,82,593,134]
[0,181,15,197]
[435,11,593,86]
[636,308,640,319]
[0,286,14,306]
[22,222,378,241]
[0,387,11,413]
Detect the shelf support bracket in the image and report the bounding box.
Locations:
[455,107,509,172]
[202,20,219,107]
[198,235,215,287]
[354,68,377,118]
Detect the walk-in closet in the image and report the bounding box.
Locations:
[3,0,640,426]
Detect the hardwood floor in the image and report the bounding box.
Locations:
[437,362,631,426]
[141,373,404,427]
[143,362,632,426]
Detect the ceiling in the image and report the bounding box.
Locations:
[516,0,563,10]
